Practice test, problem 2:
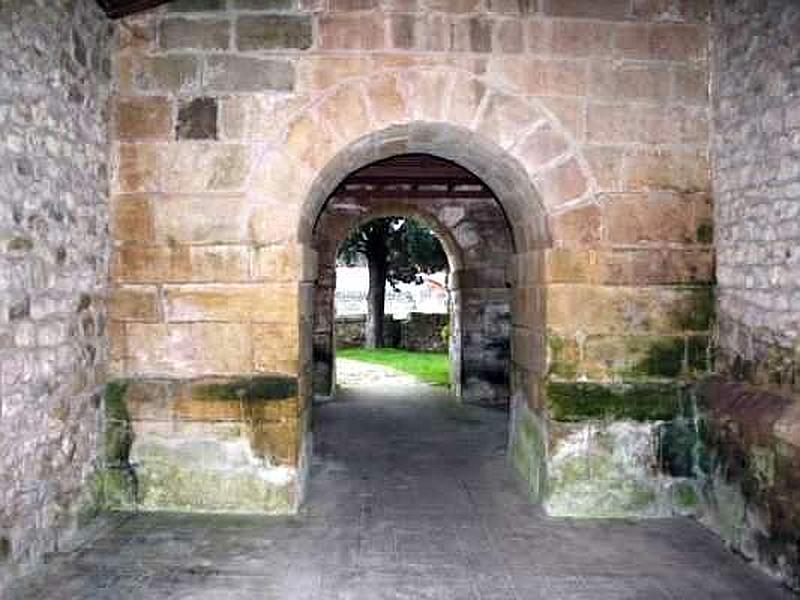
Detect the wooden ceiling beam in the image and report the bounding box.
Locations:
[332,190,495,200]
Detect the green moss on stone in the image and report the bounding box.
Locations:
[546,381,682,422]
[696,222,714,244]
[671,286,715,331]
[194,375,298,402]
[548,335,580,379]
[105,380,132,465]
[632,337,686,378]
[137,459,294,514]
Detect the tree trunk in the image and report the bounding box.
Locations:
[365,250,387,348]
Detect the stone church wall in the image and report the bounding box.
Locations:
[0,0,112,592]
[106,0,713,520]
[701,0,800,589]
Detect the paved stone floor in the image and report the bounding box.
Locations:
[4,361,794,599]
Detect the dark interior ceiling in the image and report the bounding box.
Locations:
[334,154,494,200]
[96,0,172,18]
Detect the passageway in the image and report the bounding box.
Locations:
[4,363,791,599]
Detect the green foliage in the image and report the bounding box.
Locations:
[338,348,450,386]
[338,217,448,289]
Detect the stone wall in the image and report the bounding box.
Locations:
[109,0,713,514]
[335,315,400,348]
[713,0,799,389]
[400,312,448,352]
[335,313,447,351]
[704,0,800,589]
[0,0,112,592]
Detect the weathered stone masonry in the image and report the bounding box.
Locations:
[694,0,800,588]
[0,0,112,591]
[10,0,800,594]
[105,0,714,523]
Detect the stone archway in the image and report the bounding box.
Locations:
[310,153,516,408]
[293,118,565,499]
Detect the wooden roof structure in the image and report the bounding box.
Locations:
[333,154,495,200]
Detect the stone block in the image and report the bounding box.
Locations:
[162,143,249,192]
[673,65,707,104]
[113,245,249,283]
[317,85,369,143]
[204,56,295,92]
[445,72,486,128]
[319,14,385,50]
[541,0,629,19]
[551,204,602,247]
[545,249,605,284]
[284,114,339,173]
[252,243,306,282]
[550,20,614,57]
[586,102,640,144]
[587,102,697,145]
[535,158,588,208]
[603,192,695,244]
[365,73,408,127]
[112,195,154,242]
[547,285,713,336]
[134,55,201,94]
[516,124,570,174]
[252,322,300,375]
[469,17,492,53]
[115,97,172,141]
[176,97,218,140]
[621,148,709,193]
[125,322,253,377]
[109,286,160,321]
[476,93,543,149]
[117,15,156,53]
[590,61,672,101]
[163,283,298,323]
[490,58,587,97]
[297,56,372,93]
[631,0,709,22]
[153,194,247,243]
[494,19,523,53]
[582,146,622,191]
[115,144,160,193]
[618,248,714,285]
[236,15,313,50]
[390,14,417,50]
[615,23,706,61]
[329,0,378,9]
[426,0,479,11]
[248,149,311,208]
[159,17,230,50]
[405,70,450,122]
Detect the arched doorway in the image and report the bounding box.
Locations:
[312,154,515,407]
[297,123,552,500]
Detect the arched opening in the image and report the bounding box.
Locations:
[333,215,456,387]
[311,153,515,408]
[298,123,551,500]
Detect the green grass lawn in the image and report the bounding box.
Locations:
[337,348,450,386]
